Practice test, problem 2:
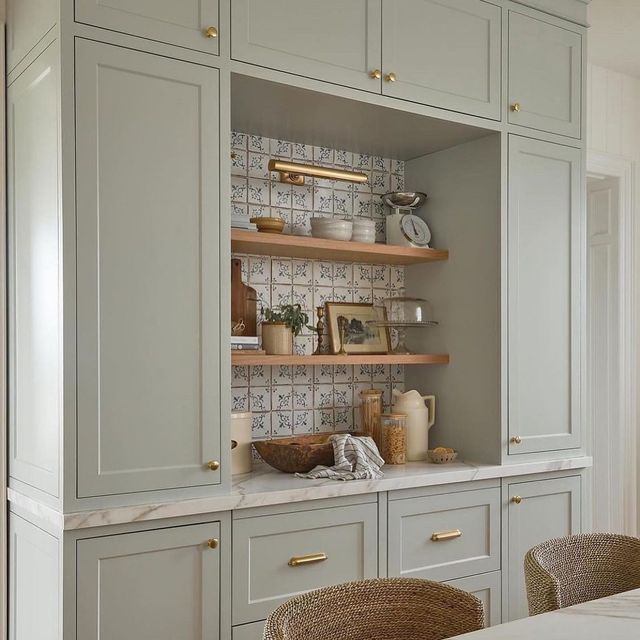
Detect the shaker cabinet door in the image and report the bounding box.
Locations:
[75,39,221,497]
[75,0,219,55]
[382,0,502,119]
[231,0,382,93]
[76,523,221,640]
[504,475,581,621]
[508,11,582,138]
[507,136,582,455]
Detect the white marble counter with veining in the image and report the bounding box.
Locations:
[456,589,640,639]
[8,455,591,532]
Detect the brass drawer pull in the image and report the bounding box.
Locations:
[511,495,522,505]
[288,553,328,567]
[205,26,218,39]
[430,529,462,542]
[207,538,219,549]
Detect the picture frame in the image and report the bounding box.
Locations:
[325,302,391,355]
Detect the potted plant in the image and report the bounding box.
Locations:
[260,304,311,355]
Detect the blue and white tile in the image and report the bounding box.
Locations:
[334,408,353,432]
[313,186,334,213]
[313,261,333,286]
[372,199,385,218]
[353,364,373,382]
[314,176,336,190]
[231,176,248,202]
[390,364,405,383]
[313,146,334,164]
[372,265,390,289]
[270,138,292,158]
[334,149,352,166]
[372,156,391,172]
[313,286,334,309]
[271,284,293,307]
[390,173,405,192]
[372,364,388,383]
[293,410,314,434]
[273,365,293,385]
[247,178,270,205]
[375,219,386,243]
[252,283,270,310]
[251,412,271,438]
[231,203,249,219]
[315,384,334,408]
[333,384,353,408]
[292,260,313,286]
[314,409,334,433]
[294,336,313,357]
[333,364,353,383]
[332,287,352,303]
[272,411,293,436]
[373,289,388,306]
[353,264,373,288]
[248,204,269,218]
[293,384,313,410]
[293,364,313,384]
[249,387,271,412]
[232,388,249,412]
[291,184,313,211]
[271,258,293,284]
[270,182,292,209]
[291,210,312,236]
[333,263,353,287]
[272,386,293,411]
[314,364,334,384]
[292,285,313,313]
[333,191,353,216]
[354,288,373,304]
[390,266,405,289]
[232,366,249,388]
[353,171,372,194]
[353,191,372,217]
[248,152,269,179]
[231,131,247,150]
[391,159,405,175]
[248,256,271,284]
[370,171,390,194]
[248,134,267,153]
[292,142,312,161]
[354,153,372,169]
[249,365,271,387]
[231,150,247,175]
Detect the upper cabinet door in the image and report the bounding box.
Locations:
[75,0,220,55]
[231,0,383,93]
[75,39,221,497]
[7,0,57,71]
[382,0,502,119]
[508,11,582,138]
[508,136,582,455]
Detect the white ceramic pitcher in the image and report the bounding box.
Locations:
[392,389,436,461]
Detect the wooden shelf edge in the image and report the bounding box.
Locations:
[231,229,448,265]
[231,353,450,366]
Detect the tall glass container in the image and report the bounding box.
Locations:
[380,413,407,464]
[360,389,384,446]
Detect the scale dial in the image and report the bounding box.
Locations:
[400,213,431,247]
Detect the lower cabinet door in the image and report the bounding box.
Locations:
[445,571,502,627]
[233,621,266,640]
[233,503,378,624]
[76,523,221,640]
[505,475,581,621]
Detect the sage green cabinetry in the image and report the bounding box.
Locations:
[503,475,582,621]
[231,0,382,93]
[75,0,220,55]
[76,522,222,640]
[508,10,582,138]
[507,136,582,455]
[382,0,502,119]
[75,39,222,497]
[446,571,502,627]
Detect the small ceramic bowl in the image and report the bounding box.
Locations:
[310,218,353,241]
[250,216,285,234]
[427,448,458,464]
[351,218,376,243]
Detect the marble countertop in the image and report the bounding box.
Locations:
[8,455,591,531]
[456,589,640,639]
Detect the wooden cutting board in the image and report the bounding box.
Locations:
[231,259,257,337]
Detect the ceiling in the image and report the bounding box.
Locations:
[589,0,640,78]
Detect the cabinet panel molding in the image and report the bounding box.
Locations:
[445,571,502,627]
[75,39,221,497]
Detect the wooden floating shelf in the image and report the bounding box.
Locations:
[231,353,450,366]
[231,229,449,265]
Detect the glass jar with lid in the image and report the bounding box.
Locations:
[379,413,407,464]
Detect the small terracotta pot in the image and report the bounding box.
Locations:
[261,322,293,355]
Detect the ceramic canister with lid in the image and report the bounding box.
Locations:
[392,389,436,461]
[231,411,253,475]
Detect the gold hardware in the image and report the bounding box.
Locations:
[205,26,218,39]
[268,159,368,186]
[512,496,522,505]
[288,552,328,567]
[207,538,219,549]
[207,460,220,471]
[385,72,397,83]
[431,529,462,542]
[369,69,382,80]
[510,436,522,445]
[511,102,521,112]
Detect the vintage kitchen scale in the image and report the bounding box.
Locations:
[381,191,431,248]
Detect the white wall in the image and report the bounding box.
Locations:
[587,63,640,533]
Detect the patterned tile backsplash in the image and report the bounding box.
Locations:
[231,132,406,440]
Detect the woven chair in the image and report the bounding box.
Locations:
[525,533,640,616]
[263,577,485,640]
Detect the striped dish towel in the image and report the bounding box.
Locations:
[296,434,384,481]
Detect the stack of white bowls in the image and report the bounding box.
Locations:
[310,217,353,241]
[351,217,376,244]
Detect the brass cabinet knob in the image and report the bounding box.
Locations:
[369,69,382,80]
[205,26,218,38]
[384,72,397,83]
[207,538,219,549]
[511,496,522,505]
[511,102,521,112]
[510,436,522,445]
[207,460,220,471]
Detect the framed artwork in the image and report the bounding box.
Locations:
[325,302,390,355]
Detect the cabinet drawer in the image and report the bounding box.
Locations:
[233,621,265,640]
[388,487,500,581]
[233,503,378,624]
[445,571,501,627]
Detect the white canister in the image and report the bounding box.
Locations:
[231,411,253,475]
[392,389,436,461]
